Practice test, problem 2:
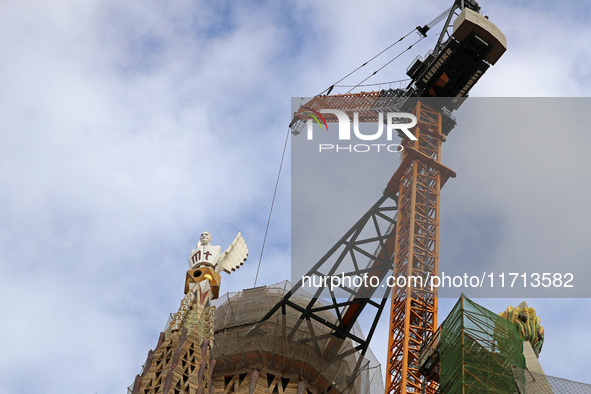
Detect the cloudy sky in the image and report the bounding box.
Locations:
[1,0,590,392]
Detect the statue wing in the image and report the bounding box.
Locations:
[215,232,248,274]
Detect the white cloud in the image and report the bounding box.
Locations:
[1,0,590,392]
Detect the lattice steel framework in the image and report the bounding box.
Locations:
[255,190,399,378]
[385,102,455,394]
[259,98,457,393]
[290,89,407,135]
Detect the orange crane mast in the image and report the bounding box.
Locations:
[384,101,451,394]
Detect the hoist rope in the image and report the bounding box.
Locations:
[334,78,411,88]
[253,126,290,287]
[345,36,426,94]
[317,28,418,96]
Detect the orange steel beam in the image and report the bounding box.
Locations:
[291,94,456,390]
[291,91,405,125]
[385,101,453,394]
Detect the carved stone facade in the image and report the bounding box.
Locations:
[209,285,383,394]
[131,232,248,394]
[130,279,218,394]
[212,369,316,394]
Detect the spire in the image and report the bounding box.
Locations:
[130,232,247,394]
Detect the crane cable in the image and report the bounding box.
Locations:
[253,126,290,288]
[345,35,426,94]
[317,5,453,97]
[317,28,418,96]
[334,78,411,88]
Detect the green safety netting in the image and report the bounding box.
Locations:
[439,294,526,393]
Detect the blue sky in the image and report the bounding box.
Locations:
[1,0,590,392]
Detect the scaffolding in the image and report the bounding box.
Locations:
[438,295,525,393]
[211,281,384,394]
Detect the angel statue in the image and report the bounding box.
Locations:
[188,231,248,274]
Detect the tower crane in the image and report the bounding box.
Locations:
[255,1,506,393]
